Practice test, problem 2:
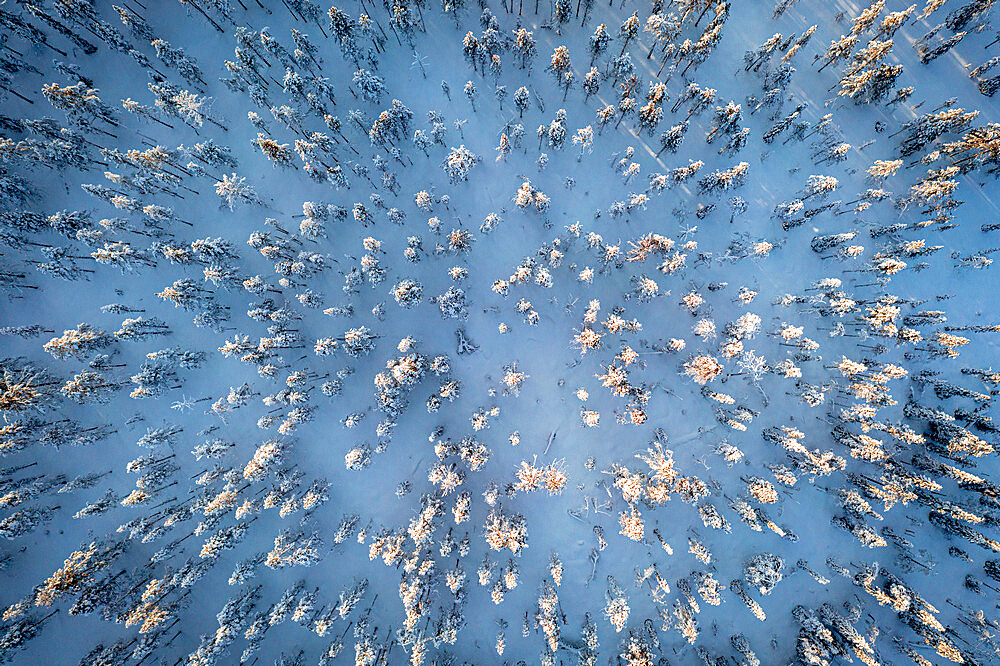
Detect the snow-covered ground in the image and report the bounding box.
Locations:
[1,0,999,664]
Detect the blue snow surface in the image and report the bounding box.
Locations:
[1,0,999,664]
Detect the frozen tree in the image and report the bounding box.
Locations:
[215,173,260,210]
[443,145,480,183]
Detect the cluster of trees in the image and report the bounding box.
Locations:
[0,0,998,665]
